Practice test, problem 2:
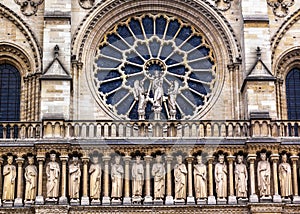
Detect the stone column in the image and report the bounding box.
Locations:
[14,157,24,206]
[207,155,216,204]
[0,158,3,206]
[186,156,195,204]
[123,155,131,205]
[102,155,111,205]
[59,155,68,205]
[165,155,174,205]
[291,155,300,203]
[270,154,281,202]
[144,155,153,205]
[248,154,258,202]
[227,156,237,204]
[36,155,45,205]
[81,157,89,205]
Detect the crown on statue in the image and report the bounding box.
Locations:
[219,154,224,159]
[28,156,34,161]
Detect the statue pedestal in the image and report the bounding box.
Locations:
[90,199,101,206]
[59,196,68,205]
[260,196,272,203]
[46,197,58,205]
[228,196,237,204]
[81,196,90,206]
[3,200,13,207]
[217,198,227,205]
[111,198,122,205]
[196,198,207,205]
[208,196,216,204]
[102,196,111,205]
[123,197,131,205]
[132,196,142,205]
[153,199,163,205]
[282,197,291,204]
[174,199,185,205]
[24,200,34,207]
[273,194,282,203]
[165,196,174,205]
[186,196,195,205]
[35,196,44,205]
[14,197,23,207]
[70,199,80,206]
[144,196,153,205]
[293,195,300,204]
[249,194,259,203]
[237,198,248,204]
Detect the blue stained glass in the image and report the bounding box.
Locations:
[188,81,209,95]
[126,52,144,65]
[96,57,121,68]
[123,64,142,75]
[106,89,129,105]
[142,16,154,37]
[149,39,161,58]
[100,79,122,94]
[129,102,139,120]
[156,16,167,38]
[166,52,183,65]
[190,72,213,82]
[187,47,210,60]
[175,26,192,46]
[103,71,120,80]
[181,36,202,51]
[160,44,173,60]
[176,95,194,115]
[107,34,128,50]
[135,43,150,60]
[100,45,122,59]
[117,25,134,45]
[286,68,300,119]
[189,58,213,70]
[166,20,180,40]
[116,95,134,115]
[168,65,186,75]
[129,19,144,39]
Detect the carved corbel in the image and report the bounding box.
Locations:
[14,0,44,16]
[79,0,95,9]
[267,0,295,17]
[213,0,233,11]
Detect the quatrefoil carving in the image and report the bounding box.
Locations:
[14,0,44,16]
[267,0,295,17]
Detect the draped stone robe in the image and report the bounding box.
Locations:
[174,163,187,200]
[152,162,165,199]
[215,162,227,198]
[111,163,124,198]
[279,162,292,197]
[25,164,38,200]
[3,163,16,201]
[194,163,207,199]
[89,163,102,199]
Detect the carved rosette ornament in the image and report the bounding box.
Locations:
[14,0,44,16]
[213,0,233,11]
[79,0,95,9]
[267,0,295,17]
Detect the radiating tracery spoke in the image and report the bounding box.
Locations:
[94,13,216,120]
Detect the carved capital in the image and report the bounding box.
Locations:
[81,157,89,164]
[144,155,152,163]
[270,154,280,162]
[16,157,24,165]
[207,155,214,164]
[166,155,173,163]
[290,155,299,162]
[247,154,257,164]
[186,156,194,163]
[59,155,69,162]
[102,155,111,162]
[123,155,131,163]
[227,155,235,163]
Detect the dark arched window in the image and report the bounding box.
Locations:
[0,64,21,121]
[286,68,300,120]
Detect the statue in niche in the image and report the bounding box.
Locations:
[3,156,16,201]
[25,156,37,202]
[46,153,60,199]
[257,152,271,197]
[69,157,81,200]
[234,155,248,198]
[174,155,187,200]
[89,156,102,200]
[152,155,165,200]
[152,70,164,112]
[215,154,227,198]
[167,80,179,120]
[111,156,124,200]
[133,79,147,120]
[194,155,207,199]
[132,156,144,198]
[279,154,292,198]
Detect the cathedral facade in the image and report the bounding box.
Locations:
[1,0,300,213]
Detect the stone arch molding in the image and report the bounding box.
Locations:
[275,47,300,80]
[0,3,42,74]
[71,0,241,120]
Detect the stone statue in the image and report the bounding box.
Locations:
[257,152,271,197]
[174,155,187,200]
[24,156,37,201]
[69,157,81,200]
[89,156,102,200]
[132,156,144,197]
[194,155,207,199]
[133,79,147,120]
[3,156,16,201]
[167,80,179,120]
[234,155,248,198]
[111,156,124,199]
[46,153,60,199]
[279,154,292,198]
[152,70,164,111]
[152,155,165,200]
[215,154,227,198]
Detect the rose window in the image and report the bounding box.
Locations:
[94,14,216,120]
